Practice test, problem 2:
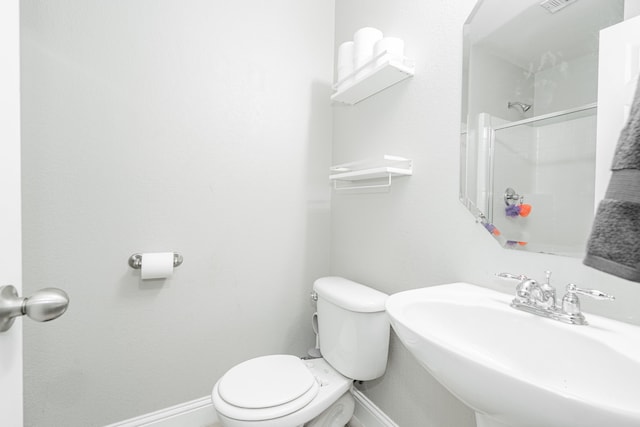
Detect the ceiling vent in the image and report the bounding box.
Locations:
[539,0,578,13]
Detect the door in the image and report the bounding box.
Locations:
[0,0,24,425]
[595,14,640,204]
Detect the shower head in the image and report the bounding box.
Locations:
[508,101,532,114]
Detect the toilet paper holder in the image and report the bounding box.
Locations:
[128,253,184,269]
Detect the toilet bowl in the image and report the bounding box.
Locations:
[212,356,352,427]
[212,277,390,427]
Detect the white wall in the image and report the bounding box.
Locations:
[332,1,478,425]
[20,1,334,426]
[331,1,640,426]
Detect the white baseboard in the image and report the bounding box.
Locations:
[106,388,397,427]
[104,396,219,427]
[349,387,399,427]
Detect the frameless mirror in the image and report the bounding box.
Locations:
[460,0,624,256]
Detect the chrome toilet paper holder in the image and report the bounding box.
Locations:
[128,253,184,269]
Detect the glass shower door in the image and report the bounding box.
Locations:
[490,105,597,255]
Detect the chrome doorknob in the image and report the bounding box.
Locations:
[0,285,69,332]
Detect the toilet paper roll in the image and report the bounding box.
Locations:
[140,252,174,280]
[353,27,383,68]
[337,41,354,80]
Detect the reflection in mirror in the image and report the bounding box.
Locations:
[460,0,624,256]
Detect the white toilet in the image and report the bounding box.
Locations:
[211,276,390,427]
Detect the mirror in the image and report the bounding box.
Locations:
[460,0,625,256]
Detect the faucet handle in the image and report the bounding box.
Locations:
[496,273,538,303]
[561,283,614,320]
[566,283,615,301]
[495,272,528,281]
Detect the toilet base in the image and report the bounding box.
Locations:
[304,392,355,427]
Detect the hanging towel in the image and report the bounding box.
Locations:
[584,77,640,281]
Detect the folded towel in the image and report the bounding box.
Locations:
[584,77,640,281]
[612,81,640,170]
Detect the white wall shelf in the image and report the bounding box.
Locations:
[331,53,415,105]
[330,155,412,190]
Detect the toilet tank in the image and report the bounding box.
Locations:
[313,277,390,381]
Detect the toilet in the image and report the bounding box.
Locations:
[211,276,390,427]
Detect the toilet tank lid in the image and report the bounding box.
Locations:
[313,277,388,312]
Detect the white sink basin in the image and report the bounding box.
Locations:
[385,282,640,427]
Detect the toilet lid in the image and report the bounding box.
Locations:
[218,354,317,410]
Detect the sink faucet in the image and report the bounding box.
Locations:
[496,272,549,307]
[536,270,556,310]
[496,271,615,325]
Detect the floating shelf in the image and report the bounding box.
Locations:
[330,155,412,190]
[331,53,415,105]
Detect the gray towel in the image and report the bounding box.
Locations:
[584,77,640,281]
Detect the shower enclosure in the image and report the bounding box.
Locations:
[489,104,597,255]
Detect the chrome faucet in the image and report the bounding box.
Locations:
[496,271,614,325]
[536,270,556,310]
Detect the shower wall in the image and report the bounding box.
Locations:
[20,1,334,426]
[467,45,535,123]
[533,53,599,114]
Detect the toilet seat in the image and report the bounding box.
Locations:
[213,355,320,421]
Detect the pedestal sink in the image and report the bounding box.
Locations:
[385,282,640,427]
